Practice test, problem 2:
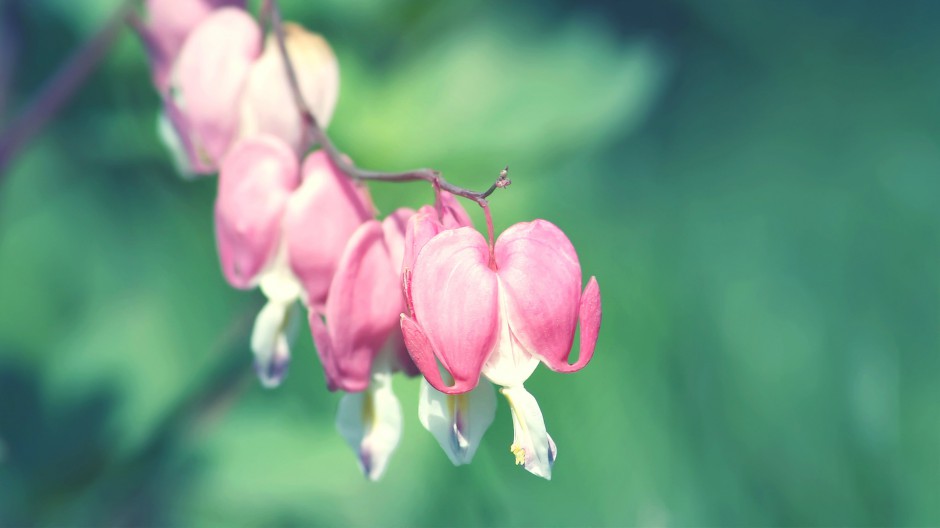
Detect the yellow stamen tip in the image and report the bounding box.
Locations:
[510,443,526,465]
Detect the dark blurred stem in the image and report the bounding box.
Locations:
[0,0,136,178]
[263,0,510,208]
[104,305,259,525]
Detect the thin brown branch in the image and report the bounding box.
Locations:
[264,0,510,206]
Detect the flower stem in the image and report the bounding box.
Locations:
[263,0,510,209]
[0,0,137,178]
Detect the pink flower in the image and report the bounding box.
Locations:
[402,219,600,390]
[214,136,372,386]
[239,23,340,155]
[138,0,245,94]
[214,135,299,290]
[165,7,262,174]
[215,138,371,295]
[310,208,428,480]
[401,219,601,478]
[147,7,339,175]
[308,209,414,393]
[281,153,374,309]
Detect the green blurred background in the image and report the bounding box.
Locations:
[0,0,936,525]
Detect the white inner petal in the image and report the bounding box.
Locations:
[250,299,300,388]
[335,367,403,481]
[482,279,539,387]
[418,378,497,466]
[258,238,303,302]
[501,385,556,480]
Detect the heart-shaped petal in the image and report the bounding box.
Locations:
[215,135,300,289]
[239,22,339,153]
[283,150,373,308]
[169,7,262,173]
[311,221,402,392]
[406,227,499,393]
[495,220,585,371]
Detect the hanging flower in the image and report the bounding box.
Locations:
[214,136,372,387]
[139,4,339,175]
[401,219,601,478]
[308,209,419,480]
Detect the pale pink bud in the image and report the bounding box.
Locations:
[309,209,414,392]
[140,0,245,93]
[239,23,340,154]
[214,135,300,289]
[167,7,262,173]
[282,150,374,308]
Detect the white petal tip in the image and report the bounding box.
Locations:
[254,354,289,388]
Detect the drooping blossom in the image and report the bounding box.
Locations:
[400,195,500,466]
[139,4,340,175]
[239,22,340,154]
[309,209,414,393]
[164,7,262,174]
[308,209,420,480]
[401,219,602,478]
[214,135,372,387]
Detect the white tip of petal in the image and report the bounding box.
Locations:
[501,385,556,480]
[482,283,539,387]
[258,240,304,303]
[250,299,301,388]
[336,370,402,481]
[418,378,497,466]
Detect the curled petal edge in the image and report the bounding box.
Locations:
[400,315,480,395]
[309,310,369,393]
[540,276,602,374]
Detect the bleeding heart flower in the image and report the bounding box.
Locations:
[309,208,415,392]
[399,193,503,467]
[310,208,420,480]
[165,7,262,174]
[282,151,374,309]
[215,136,372,387]
[401,219,601,478]
[239,22,340,154]
[215,135,299,290]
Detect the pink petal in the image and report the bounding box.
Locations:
[569,276,602,373]
[142,0,245,93]
[169,7,261,173]
[388,325,420,377]
[402,205,443,274]
[282,151,373,307]
[214,135,300,289]
[313,221,403,392]
[439,191,473,229]
[381,208,414,275]
[381,208,418,375]
[400,316,478,394]
[239,23,339,153]
[407,227,499,393]
[308,308,339,389]
[494,220,587,372]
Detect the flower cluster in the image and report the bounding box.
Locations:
[135,0,338,175]
[136,0,602,480]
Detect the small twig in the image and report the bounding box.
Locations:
[0,0,137,178]
[264,0,510,206]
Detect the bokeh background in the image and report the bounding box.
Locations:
[0,0,936,525]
